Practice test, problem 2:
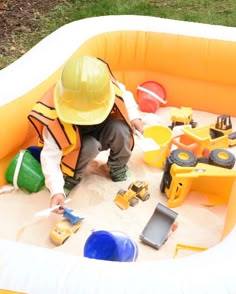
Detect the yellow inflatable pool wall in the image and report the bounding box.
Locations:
[1,17,236,189]
[0,15,236,293]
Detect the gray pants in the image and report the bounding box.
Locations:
[74,117,132,178]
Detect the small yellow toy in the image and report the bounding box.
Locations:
[114,180,150,210]
[50,208,84,246]
[169,107,197,129]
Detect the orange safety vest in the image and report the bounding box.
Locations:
[28,77,134,177]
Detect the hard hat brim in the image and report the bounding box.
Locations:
[54,81,115,125]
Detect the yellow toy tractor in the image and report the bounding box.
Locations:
[114,180,150,210]
[169,107,197,130]
[160,148,236,208]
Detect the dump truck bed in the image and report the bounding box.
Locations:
[140,203,178,249]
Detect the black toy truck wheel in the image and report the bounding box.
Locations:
[130,197,139,207]
[117,188,126,196]
[160,176,166,193]
[160,149,197,194]
[190,120,197,128]
[141,191,150,201]
[62,236,69,245]
[170,149,197,167]
[209,149,235,169]
[160,157,173,193]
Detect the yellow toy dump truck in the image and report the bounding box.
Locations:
[114,180,150,210]
[169,107,197,130]
[160,149,236,208]
[169,114,236,158]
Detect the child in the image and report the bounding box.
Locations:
[28,55,143,213]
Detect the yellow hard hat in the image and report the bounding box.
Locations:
[54,55,115,125]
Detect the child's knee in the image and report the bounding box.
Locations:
[80,137,101,158]
[111,120,130,137]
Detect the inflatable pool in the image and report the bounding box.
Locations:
[1,15,236,293]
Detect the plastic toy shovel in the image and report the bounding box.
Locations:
[135,130,160,152]
[34,198,71,218]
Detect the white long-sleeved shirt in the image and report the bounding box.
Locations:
[41,83,141,198]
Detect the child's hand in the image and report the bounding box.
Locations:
[50,193,66,214]
[131,118,144,134]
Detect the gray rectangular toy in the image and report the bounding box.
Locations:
[140,202,178,249]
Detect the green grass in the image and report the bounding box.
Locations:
[31,0,236,44]
[3,0,236,67]
[48,0,236,27]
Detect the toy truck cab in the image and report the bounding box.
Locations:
[214,115,232,134]
[210,115,236,147]
[128,180,149,201]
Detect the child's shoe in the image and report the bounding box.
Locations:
[110,165,129,182]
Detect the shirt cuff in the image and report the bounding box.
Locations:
[50,189,66,199]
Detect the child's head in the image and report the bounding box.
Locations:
[54,55,115,125]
